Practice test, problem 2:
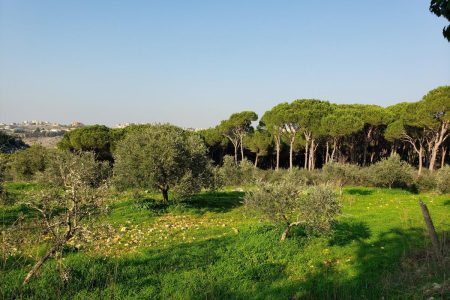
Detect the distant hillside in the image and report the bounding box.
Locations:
[22,136,62,149]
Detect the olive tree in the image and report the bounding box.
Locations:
[368,153,414,188]
[113,124,211,203]
[244,175,341,240]
[22,151,109,285]
[10,145,48,180]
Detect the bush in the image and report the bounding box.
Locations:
[254,168,313,186]
[435,165,450,194]
[300,185,341,236]
[10,145,48,181]
[239,159,255,185]
[367,154,414,188]
[244,175,340,240]
[413,170,437,193]
[40,150,111,188]
[218,156,255,186]
[204,165,225,192]
[322,162,362,189]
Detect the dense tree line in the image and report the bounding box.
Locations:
[200,86,449,172]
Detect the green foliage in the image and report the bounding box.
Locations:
[430,0,450,41]
[245,175,340,237]
[291,99,333,136]
[218,156,255,186]
[239,158,256,185]
[244,173,303,224]
[0,131,28,154]
[368,154,414,188]
[58,125,115,161]
[435,165,450,193]
[413,170,437,193]
[321,108,364,139]
[1,185,450,298]
[10,145,48,181]
[219,111,258,136]
[41,151,111,188]
[322,162,362,187]
[113,124,211,202]
[418,86,450,125]
[244,130,272,159]
[300,185,341,236]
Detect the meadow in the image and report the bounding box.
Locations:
[1,182,449,299]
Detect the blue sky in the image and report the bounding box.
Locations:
[0,1,449,128]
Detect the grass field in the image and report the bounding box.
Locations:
[1,183,449,299]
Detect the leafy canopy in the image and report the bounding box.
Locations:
[113,124,211,202]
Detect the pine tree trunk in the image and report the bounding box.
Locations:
[276,138,280,171]
[240,136,244,161]
[309,139,316,170]
[331,139,337,162]
[441,147,447,168]
[429,122,449,171]
[289,138,294,171]
[363,127,373,167]
[418,144,423,175]
[304,141,309,169]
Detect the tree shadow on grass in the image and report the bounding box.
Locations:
[329,221,371,246]
[443,199,450,206]
[345,188,374,196]
[297,227,445,299]
[179,191,244,213]
[130,191,244,214]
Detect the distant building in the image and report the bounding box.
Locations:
[70,121,84,128]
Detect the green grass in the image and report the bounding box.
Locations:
[1,183,449,299]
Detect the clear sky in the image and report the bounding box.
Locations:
[0,1,449,128]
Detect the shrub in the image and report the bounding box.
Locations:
[218,156,255,186]
[204,165,225,192]
[367,154,414,188]
[219,155,242,186]
[435,165,450,194]
[10,145,48,181]
[40,150,111,188]
[244,175,340,240]
[255,168,312,186]
[413,170,437,193]
[239,158,255,185]
[322,162,362,190]
[300,185,341,236]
